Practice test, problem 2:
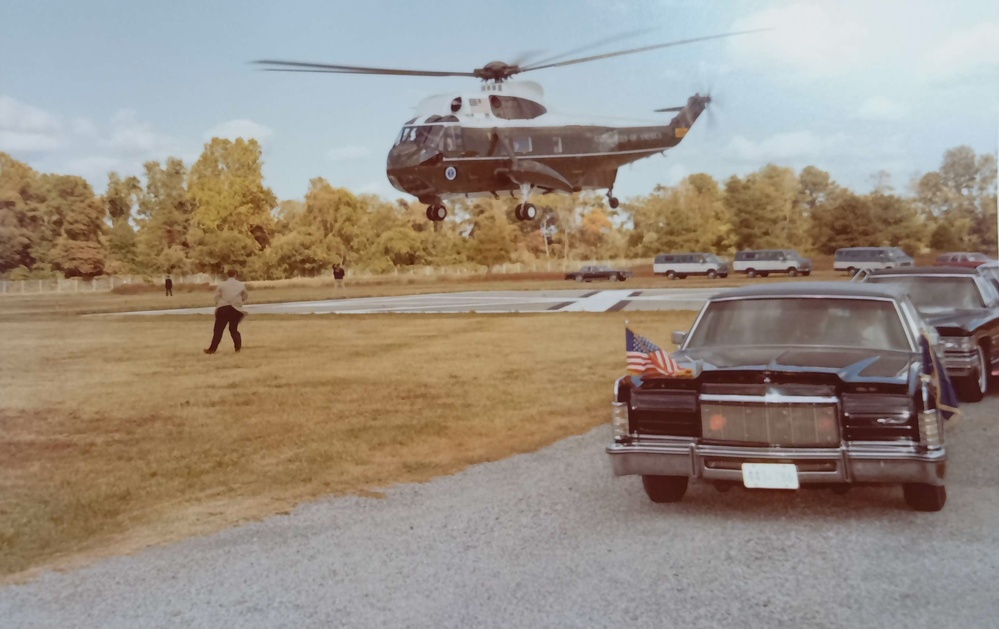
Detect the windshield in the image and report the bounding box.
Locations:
[866,275,985,311]
[705,254,723,263]
[686,297,911,351]
[395,125,446,148]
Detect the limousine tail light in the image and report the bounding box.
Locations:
[612,402,629,440]
[918,409,943,450]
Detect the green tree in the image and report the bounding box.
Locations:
[810,193,880,254]
[725,165,808,250]
[104,172,141,273]
[914,146,997,252]
[467,207,514,270]
[188,138,277,273]
[626,174,730,256]
[135,158,193,273]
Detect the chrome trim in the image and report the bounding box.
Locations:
[699,394,838,404]
[606,439,947,485]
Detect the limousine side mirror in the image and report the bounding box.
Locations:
[671,331,687,346]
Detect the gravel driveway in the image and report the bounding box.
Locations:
[3,398,998,628]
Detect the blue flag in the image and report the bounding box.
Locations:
[920,333,960,420]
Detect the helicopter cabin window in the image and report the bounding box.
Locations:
[489,95,547,120]
[442,126,464,153]
[512,136,533,153]
[553,137,563,154]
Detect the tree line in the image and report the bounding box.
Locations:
[0,141,995,280]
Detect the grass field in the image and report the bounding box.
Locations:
[0,287,698,580]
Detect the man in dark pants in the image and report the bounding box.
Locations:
[165,274,173,296]
[204,269,248,354]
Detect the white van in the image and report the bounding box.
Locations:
[653,253,729,280]
[733,249,812,278]
[834,247,914,274]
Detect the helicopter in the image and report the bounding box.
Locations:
[256,30,764,223]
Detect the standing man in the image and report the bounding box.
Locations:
[165,274,173,297]
[204,269,248,354]
[333,264,346,289]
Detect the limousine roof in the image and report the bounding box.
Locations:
[866,266,980,276]
[711,281,908,301]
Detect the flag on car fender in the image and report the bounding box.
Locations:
[920,332,960,420]
[626,327,690,377]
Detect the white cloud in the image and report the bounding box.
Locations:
[206,118,274,142]
[725,130,849,163]
[854,96,907,121]
[923,21,999,81]
[728,3,869,76]
[327,145,371,161]
[0,95,66,153]
[102,109,178,156]
[70,117,100,138]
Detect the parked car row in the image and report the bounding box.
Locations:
[607,264,999,513]
[565,250,995,283]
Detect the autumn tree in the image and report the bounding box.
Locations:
[45,176,108,277]
[0,153,42,273]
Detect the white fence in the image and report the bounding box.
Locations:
[0,274,220,296]
[0,260,652,295]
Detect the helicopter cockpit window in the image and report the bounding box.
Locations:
[396,126,417,145]
[397,125,455,150]
[489,95,547,120]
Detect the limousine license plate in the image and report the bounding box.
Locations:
[742,463,799,489]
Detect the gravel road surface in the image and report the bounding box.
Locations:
[3,398,998,628]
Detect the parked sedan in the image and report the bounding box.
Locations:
[606,282,950,511]
[935,252,993,268]
[862,267,999,402]
[564,265,632,282]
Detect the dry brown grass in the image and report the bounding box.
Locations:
[0,307,696,579]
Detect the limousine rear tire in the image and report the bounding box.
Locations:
[666,271,677,280]
[747,269,757,278]
[903,483,946,512]
[707,269,717,279]
[788,268,799,277]
[642,475,688,503]
[955,345,988,403]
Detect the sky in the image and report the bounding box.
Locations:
[1,0,997,204]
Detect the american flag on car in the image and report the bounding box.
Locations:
[626,327,690,377]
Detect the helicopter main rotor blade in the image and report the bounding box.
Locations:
[253,60,476,78]
[523,29,655,69]
[520,28,771,74]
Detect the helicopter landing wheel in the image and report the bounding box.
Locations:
[514,204,524,220]
[608,196,619,209]
[521,203,537,220]
[427,203,447,222]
